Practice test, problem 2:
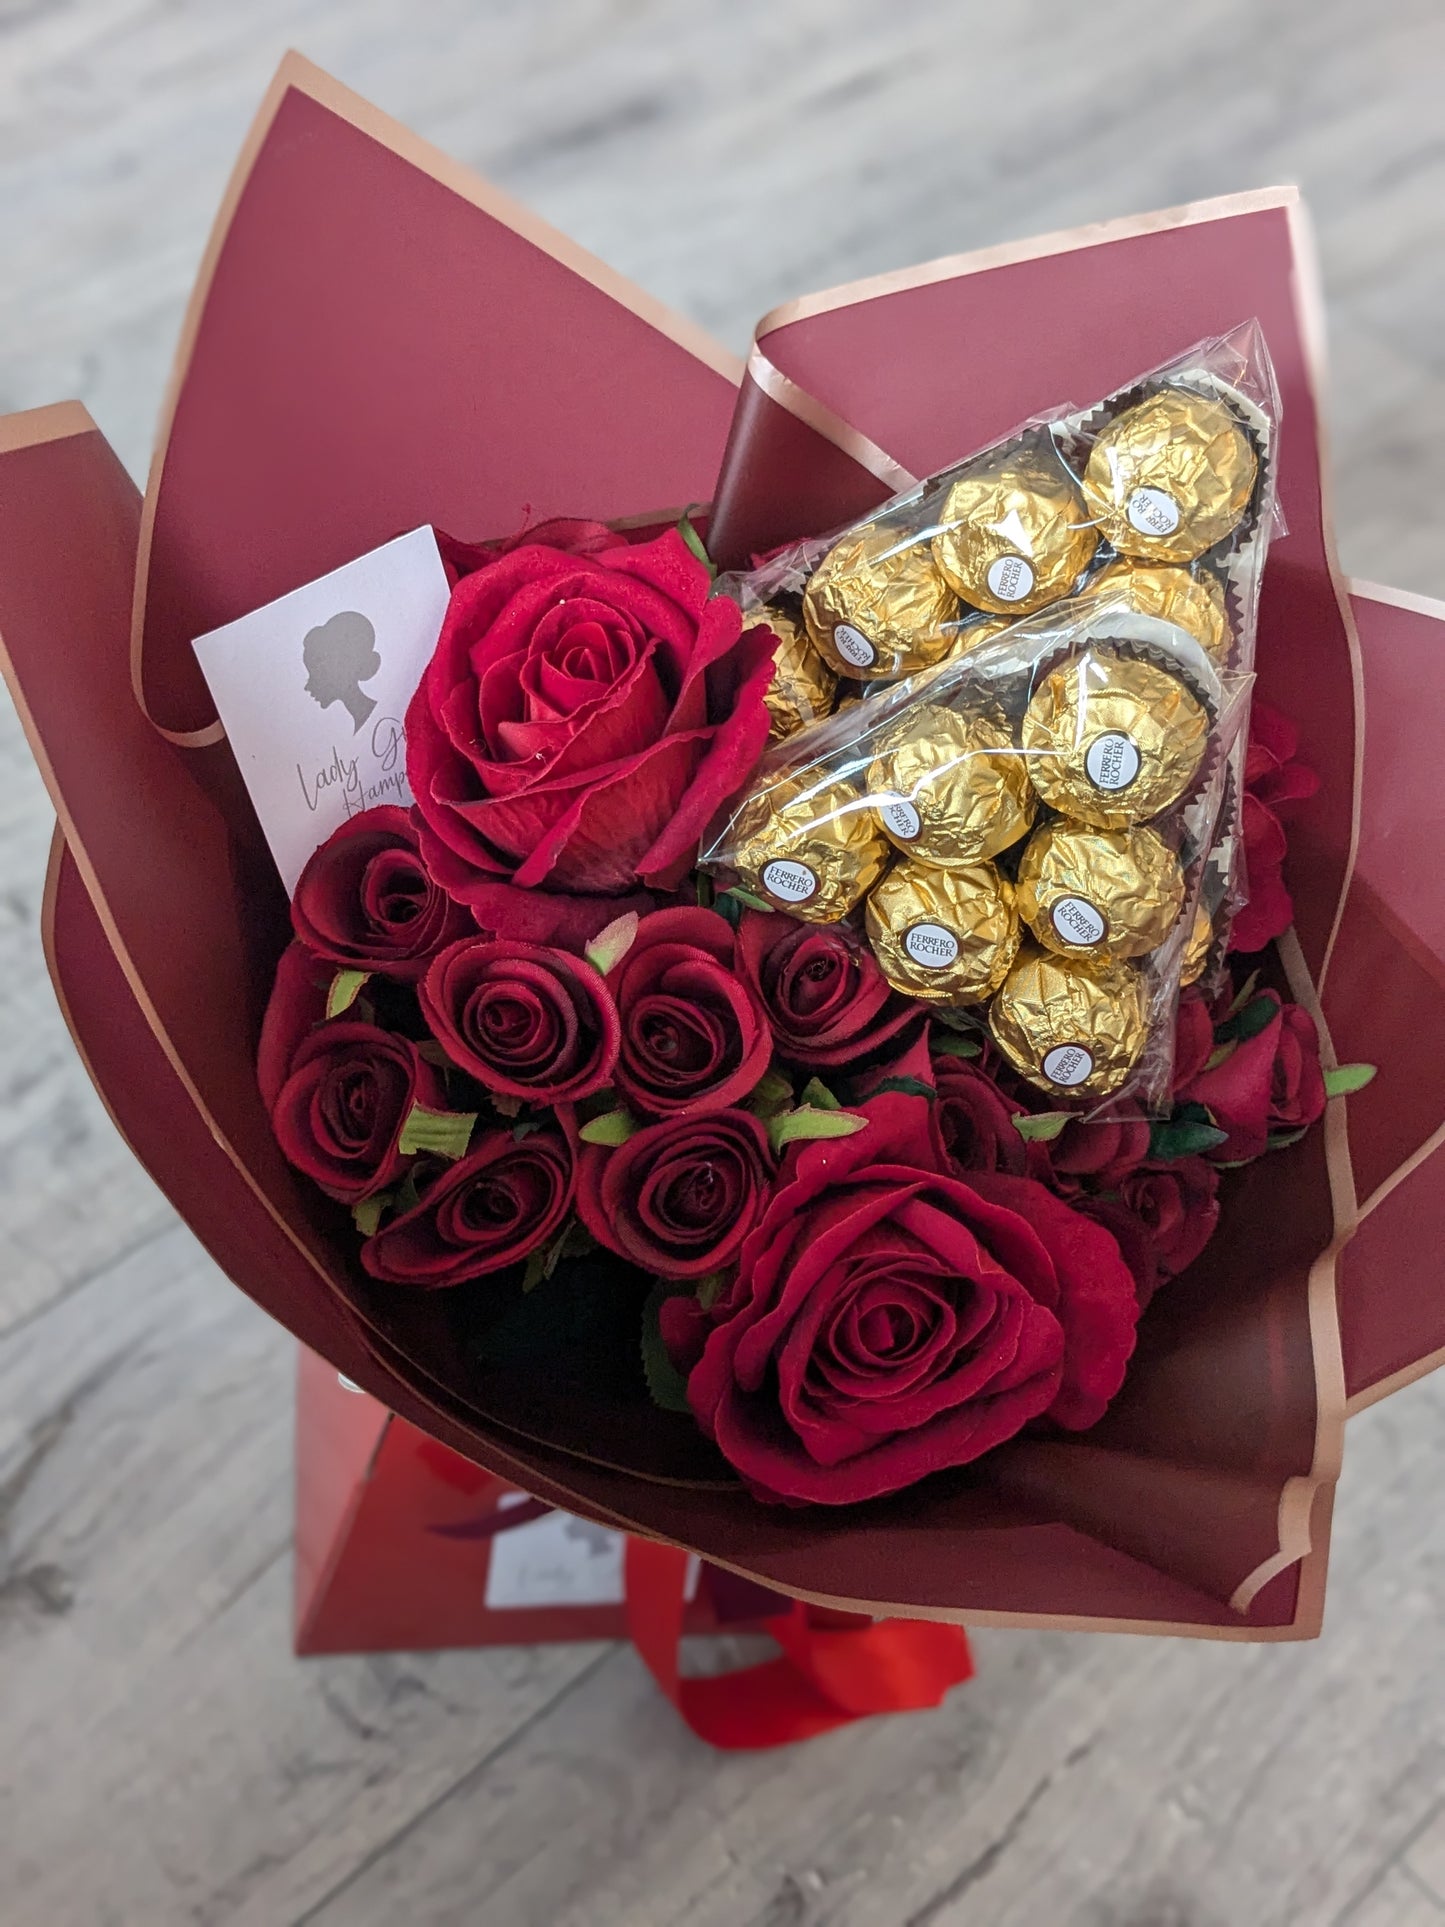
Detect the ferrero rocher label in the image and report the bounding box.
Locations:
[1083,558,1231,662]
[989,946,1149,1096]
[932,442,1098,615]
[1180,899,1213,987]
[1015,821,1185,959]
[746,604,839,742]
[1022,650,1209,827]
[1082,387,1257,564]
[803,526,960,678]
[866,702,1035,866]
[730,772,890,922]
[865,859,1019,1004]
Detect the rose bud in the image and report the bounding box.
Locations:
[361,1128,575,1287]
[575,1108,776,1278]
[734,910,920,1069]
[420,938,620,1104]
[268,1020,444,1203]
[612,907,771,1117]
[291,805,472,981]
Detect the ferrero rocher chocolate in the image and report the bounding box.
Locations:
[1180,899,1213,987]
[1015,822,1185,960]
[1082,387,1257,564]
[932,442,1098,616]
[1022,650,1210,828]
[865,859,1019,1004]
[989,947,1149,1097]
[745,604,839,742]
[939,613,1016,666]
[729,772,889,922]
[865,702,1035,866]
[1083,558,1231,662]
[803,525,959,678]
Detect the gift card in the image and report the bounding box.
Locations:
[483,1493,701,1609]
[191,526,451,893]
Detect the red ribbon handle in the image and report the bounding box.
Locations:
[624,1539,973,1750]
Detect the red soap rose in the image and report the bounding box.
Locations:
[612,906,771,1117]
[361,1127,574,1286]
[290,806,472,982]
[268,1020,443,1204]
[1177,990,1326,1162]
[930,1051,1033,1177]
[1080,1158,1220,1309]
[406,525,773,904]
[576,1108,775,1279]
[680,1082,1138,1504]
[258,941,332,1108]
[734,910,920,1068]
[420,937,619,1104]
[1171,987,1216,1091]
[1230,701,1319,955]
[1048,1103,1152,1193]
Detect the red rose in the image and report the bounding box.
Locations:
[575,1108,775,1278]
[1171,987,1216,1091]
[258,941,332,1107]
[1177,990,1326,1161]
[268,1019,443,1203]
[290,806,473,982]
[930,1051,1034,1177]
[1049,1103,1152,1193]
[612,907,771,1117]
[1080,1159,1219,1310]
[734,910,920,1068]
[681,1082,1138,1504]
[361,1127,574,1286]
[420,937,619,1104]
[405,526,773,904]
[1230,701,1319,955]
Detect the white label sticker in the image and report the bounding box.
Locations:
[1050,895,1107,947]
[1085,731,1142,793]
[1042,1043,1095,1088]
[833,623,877,668]
[904,922,960,969]
[483,1496,700,1609]
[1126,486,1182,538]
[762,858,819,904]
[876,796,921,841]
[986,554,1036,603]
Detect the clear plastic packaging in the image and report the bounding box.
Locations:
[701,323,1280,1114]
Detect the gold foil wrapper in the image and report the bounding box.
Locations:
[747,604,839,743]
[939,613,1016,666]
[1022,651,1209,828]
[866,702,1035,866]
[932,443,1098,615]
[730,772,890,922]
[865,859,1020,1004]
[1083,558,1231,662]
[1179,899,1213,987]
[1015,821,1185,960]
[1082,387,1257,564]
[989,947,1149,1097]
[803,526,960,679]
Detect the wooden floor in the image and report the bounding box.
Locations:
[4,3,1445,1921]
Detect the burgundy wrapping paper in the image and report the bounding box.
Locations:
[1,59,1421,1640]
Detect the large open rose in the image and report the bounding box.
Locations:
[406,526,773,905]
[678,1078,1138,1504]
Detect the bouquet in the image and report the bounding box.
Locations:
[5,56,1443,1643]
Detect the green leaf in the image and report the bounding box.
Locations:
[351,1192,390,1238]
[767,1106,868,1153]
[1204,1039,1238,1073]
[722,885,774,914]
[1228,994,1279,1043]
[393,1170,422,1217]
[1149,1118,1229,1160]
[1265,1125,1310,1152]
[417,1040,452,1067]
[866,1075,936,1101]
[1226,968,1261,1017]
[744,1067,794,1120]
[695,871,715,909]
[398,1102,477,1161]
[584,911,639,976]
[676,512,716,579]
[490,1091,524,1119]
[799,1076,841,1112]
[641,1280,694,1414]
[326,968,370,1018]
[931,1029,982,1059]
[521,1246,551,1293]
[1013,1111,1071,1143]
[511,1120,542,1142]
[696,1270,726,1312]
[1324,1062,1377,1098]
[578,1108,638,1147]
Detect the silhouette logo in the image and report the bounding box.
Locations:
[302,610,381,733]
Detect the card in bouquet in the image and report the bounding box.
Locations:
[5,56,1445,1650]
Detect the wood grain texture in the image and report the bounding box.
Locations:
[2,3,1444,1923]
